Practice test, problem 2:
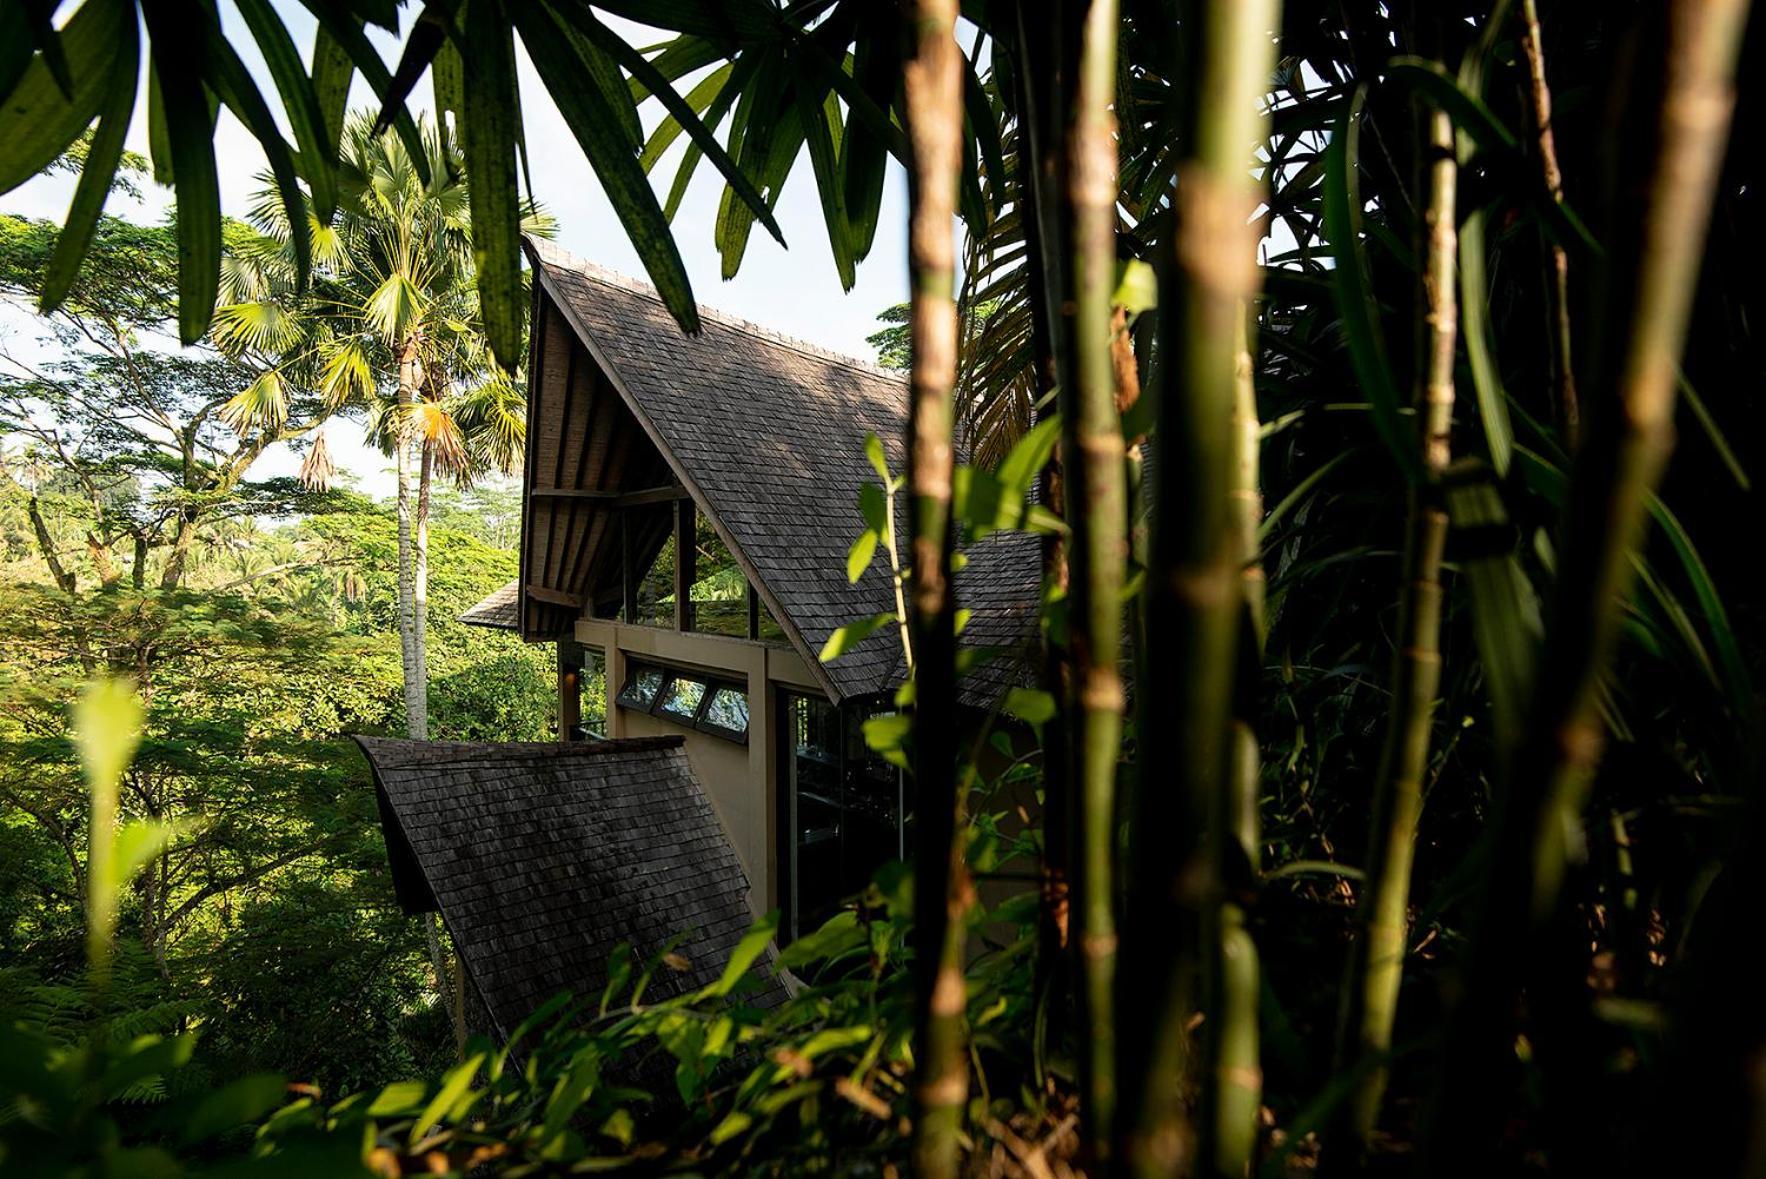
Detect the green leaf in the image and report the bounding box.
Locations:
[1112,259,1158,316]
[1323,86,1419,482]
[0,0,127,194]
[513,3,700,338]
[454,2,526,370]
[798,85,854,289]
[141,5,223,345]
[183,1073,288,1144]
[310,24,354,155]
[1001,687,1057,729]
[38,8,137,313]
[564,11,789,253]
[819,612,896,662]
[996,414,1062,500]
[197,9,312,288]
[76,677,144,795]
[102,1034,196,1099]
[373,1,453,136]
[858,482,887,535]
[709,1109,753,1145]
[864,433,890,483]
[1458,206,1514,476]
[235,0,338,220]
[777,909,867,971]
[296,0,432,187]
[409,1051,484,1147]
[367,1079,427,1116]
[1385,56,1518,154]
[847,529,879,584]
[115,819,191,887]
[710,910,779,996]
[861,712,910,770]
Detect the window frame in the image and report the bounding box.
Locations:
[614,660,749,745]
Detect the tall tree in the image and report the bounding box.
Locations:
[215,112,545,744]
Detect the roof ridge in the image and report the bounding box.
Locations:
[525,237,905,383]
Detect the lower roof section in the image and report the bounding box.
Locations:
[356,735,781,1040]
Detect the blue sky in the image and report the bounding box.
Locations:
[0,4,912,499]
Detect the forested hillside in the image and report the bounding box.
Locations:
[0,210,552,1096]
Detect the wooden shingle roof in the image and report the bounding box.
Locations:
[517,239,1040,703]
[458,579,520,630]
[356,736,779,1040]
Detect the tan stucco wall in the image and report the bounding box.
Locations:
[577,618,827,919]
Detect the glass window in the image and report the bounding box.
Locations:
[700,685,750,736]
[657,675,707,721]
[616,664,665,711]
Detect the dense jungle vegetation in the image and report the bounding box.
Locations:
[4,0,1765,1176]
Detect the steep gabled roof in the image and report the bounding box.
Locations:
[514,239,1040,704]
[358,735,780,1040]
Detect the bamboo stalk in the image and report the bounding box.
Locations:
[1120,2,1278,1174]
[1329,68,1460,1168]
[901,3,967,1176]
[1519,0,1579,448]
[1207,313,1265,1179]
[1008,1,1075,1088]
[1062,0,1128,1156]
[1423,1,1752,1168]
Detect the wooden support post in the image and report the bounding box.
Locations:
[747,580,761,640]
[675,498,696,632]
[621,513,636,623]
[557,639,582,742]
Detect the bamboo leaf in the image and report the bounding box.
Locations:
[408,1051,484,1147]
[39,11,138,313]
[513,3,700,336]
[1458,206,1514,476]
[1324,86,1420,482]
[1385,56,1518,154]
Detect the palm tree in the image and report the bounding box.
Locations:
[213,111,549,744]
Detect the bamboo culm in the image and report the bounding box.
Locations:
[1119,2,1279,1174]
[1061,0,1128,1157]
[1331,86,1459,1168]
[1423,1,1753,1170]
[901,3,967,1176]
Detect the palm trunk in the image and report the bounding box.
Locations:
[1333,82,1459,1168]
[394,334,426,741]
[1423,0,1751,1168]
[901,3,966,1176]
[1119,2,1277,1174]
[415,438,433,733]
[1061,0,1127,1157]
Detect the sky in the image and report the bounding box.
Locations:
[0,4,912,500]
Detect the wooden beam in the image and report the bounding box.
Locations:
[557,640,582,742]
[531,484,688,507]
[621,512,637,623]
[675,498,696,632]
[526,585,583,609]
